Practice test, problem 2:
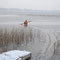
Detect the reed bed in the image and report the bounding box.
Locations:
[0,25,33,53]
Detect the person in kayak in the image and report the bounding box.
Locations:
[24,20,28,26]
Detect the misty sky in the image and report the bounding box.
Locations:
[0,0,60,10]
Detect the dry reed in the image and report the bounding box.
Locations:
[0,25,33,53]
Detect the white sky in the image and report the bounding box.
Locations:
[0,0,60,10]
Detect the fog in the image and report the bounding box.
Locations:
[0,0,60,60]
[0,0,60,10]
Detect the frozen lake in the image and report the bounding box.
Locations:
[0,14,60,60]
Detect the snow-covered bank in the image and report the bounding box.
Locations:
[0,50,31,60]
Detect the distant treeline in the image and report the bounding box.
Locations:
[0,8,60,16]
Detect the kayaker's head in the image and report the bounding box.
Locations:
[25,20,27,22]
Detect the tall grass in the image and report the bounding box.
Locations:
[0,25,33,53]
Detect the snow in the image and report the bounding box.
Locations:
[0,50,31,60]
[0,54,16,60]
